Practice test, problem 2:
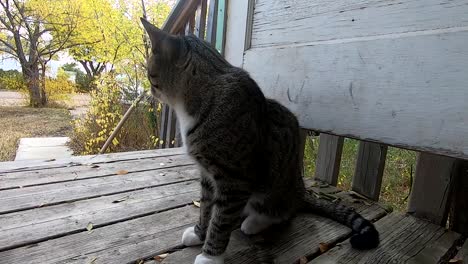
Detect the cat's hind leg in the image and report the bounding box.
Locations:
[240,195,289,235]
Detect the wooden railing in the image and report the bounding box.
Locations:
[158,0,227,148]
[305,131,467,234]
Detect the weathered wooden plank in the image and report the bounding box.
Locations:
[0,181,199,251]
[224,0,253,67]
[407,231,461,264]
[250,0,468,48]
[205,0,218,45]
[162,190,387,263]
[351,141,387,201]
[0,166,199,214]
[0,147,185,173]
[311,213,460,263]
[314,134,344,186]
[408,153,456,225]
[243,30,468,159]
[194,0,207,39]
[455,238,468,262]
[0,206,199,264]
[449,161,468,235]
[0,154,193,190]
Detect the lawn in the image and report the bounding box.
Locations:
[304,136,417,212]
[0,106,73,161]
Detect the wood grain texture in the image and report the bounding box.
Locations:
[0,166,199,214]
[0,181,199,251]
[250,0,468,48]
[0,147,185,173]
[243,30,468,159]
[314,134,344,185]
[0,154,193,190]
[408,153,456,225]
[455,238,468,261]
[352,141,387,201]
[161,189,387,264]
[310,213,460,263]
[0,206,199,264]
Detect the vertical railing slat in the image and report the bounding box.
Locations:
[206,0,218,45]
[408,153,457,225]
[314,134,344,185]
[351,141,387,201]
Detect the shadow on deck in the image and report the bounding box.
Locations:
[0,148,465,263]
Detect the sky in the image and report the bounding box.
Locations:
[0,53,83,78]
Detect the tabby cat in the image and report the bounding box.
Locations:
[141,18,379,264]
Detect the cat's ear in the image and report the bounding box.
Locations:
[140,18,169,51]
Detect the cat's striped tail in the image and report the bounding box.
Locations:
[301,192,380,250]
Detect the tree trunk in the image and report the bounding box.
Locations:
[23,63,45,107]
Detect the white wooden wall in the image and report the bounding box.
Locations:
[225,0,468,159]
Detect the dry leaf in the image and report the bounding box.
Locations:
[319,242,330,253]
[136,260,144,264]
[154,253,169,262]
[193,200,201,208]
[116,170,128,175]
[449,258,463,263]
[298,256,307,264]
[86,222,93,232]
[88,256,97,264]
[112,195,129,203]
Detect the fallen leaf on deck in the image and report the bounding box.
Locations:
[319,242,330,253]
[154,253,169,262]
[116,170,128,175]
[112,195,129,203]
[193,200,201,207]
[88,256,97,264]
[298,256,307,264]
[86,222,93,232]
[136,260,144,264]
[449,258,463,263]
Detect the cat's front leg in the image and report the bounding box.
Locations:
[195,182,248,264]
[182,176,214,246]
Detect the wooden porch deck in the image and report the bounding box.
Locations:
[0,148,465,264]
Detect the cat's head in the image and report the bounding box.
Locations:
[141,18,228,105]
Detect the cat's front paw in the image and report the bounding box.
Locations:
[182,226,203,246]
[194,253,224,264]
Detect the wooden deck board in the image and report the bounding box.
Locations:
[0,149,463,264]
[310,213,460,263]
[0,154,193,190]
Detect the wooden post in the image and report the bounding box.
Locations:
[351,141,387,201]
[449,161,468,234]
[408,153,457,225]
[314,134,344,185]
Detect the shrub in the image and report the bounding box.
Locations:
[70,73,159,155]
[45,69,75,103]
[0,69,26,90]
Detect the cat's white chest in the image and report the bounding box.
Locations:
[172,103,195,148]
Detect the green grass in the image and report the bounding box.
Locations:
[0,106,72,161]
[304,136,417,212]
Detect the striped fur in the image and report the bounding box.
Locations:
[141,19,379,262]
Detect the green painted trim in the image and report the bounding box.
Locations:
[215,0,226,54]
